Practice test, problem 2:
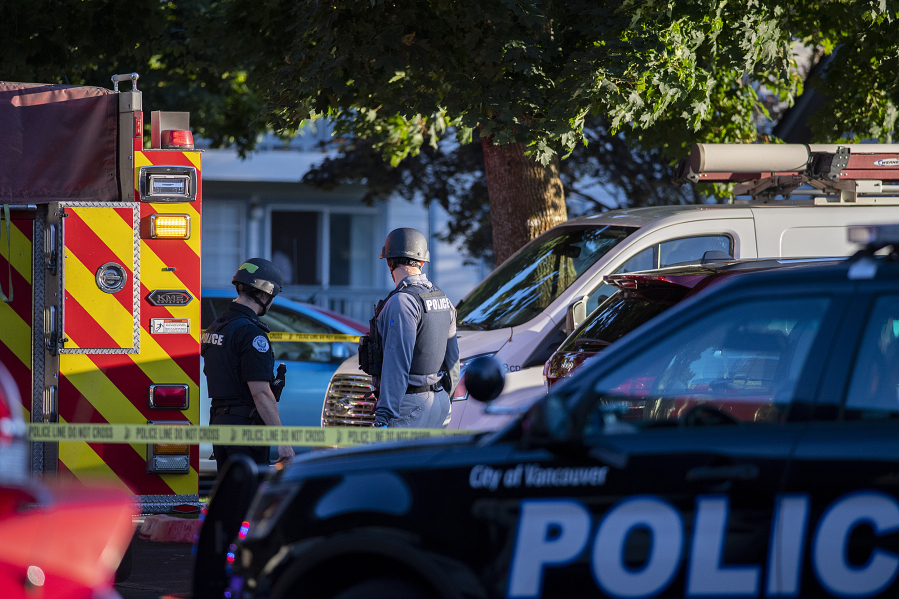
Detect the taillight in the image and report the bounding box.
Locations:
[161,130,194,150]
[148,385,189,410]
[154,443,189,455]
[146,420,190,474]
[452,375,468,401]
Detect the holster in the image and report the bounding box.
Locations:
[359,301,385,376]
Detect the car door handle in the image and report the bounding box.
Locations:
[685,464,759,482]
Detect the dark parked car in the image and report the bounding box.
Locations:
[197,225,899,599]
[544,257,843,389]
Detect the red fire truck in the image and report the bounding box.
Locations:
[0,73,202,514]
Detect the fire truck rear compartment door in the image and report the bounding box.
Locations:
[61,205,139,353]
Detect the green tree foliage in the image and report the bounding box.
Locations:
[303,117,701,264]
[4,0,899,259]
[0,0,272,153]
[795,2,899,143]
[4,1,898,156]
[260,0,806,165]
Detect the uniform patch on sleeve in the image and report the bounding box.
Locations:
[423,297,452,312]
[252,335,270,352]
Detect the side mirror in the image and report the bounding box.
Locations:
[522,393,573,446]
[464,356,505,403]
[331,342,350,361]
[564,296,588,335]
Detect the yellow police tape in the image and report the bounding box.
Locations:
[26,423,476,447]
[266,332,361,343]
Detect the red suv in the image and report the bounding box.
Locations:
[544,257,842,389]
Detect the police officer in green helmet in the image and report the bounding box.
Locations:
[360,228,461,428]
[202,258,295,471]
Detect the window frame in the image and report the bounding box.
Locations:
[614,233,735,274]
[264,202,382,289]
[843,293,899,416]
[826,285,899,421]
[580,234,735,316]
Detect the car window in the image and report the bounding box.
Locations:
[456,225,636,330]
[844,294,899,418]
[659,236,731,267]
[613,235,732,275]
[208,298,232,324]
[583,282,617,316]
[261,305,346,363]
[205,298,350,363]
[616,247,655,274]
[559,288,686,354]
[200,298,220,329]
[586,297,829,432]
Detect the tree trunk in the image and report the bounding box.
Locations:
[481,136,567,265]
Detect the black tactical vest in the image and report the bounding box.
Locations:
[201,306,272,406]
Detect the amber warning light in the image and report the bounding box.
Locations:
[149,214,190,239]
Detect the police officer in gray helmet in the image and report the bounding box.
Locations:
[360,228,460,428]
[202,258,295,470]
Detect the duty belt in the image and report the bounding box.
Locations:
[406,383,443,394]
[211,405,258,418]
[210,399,261,423]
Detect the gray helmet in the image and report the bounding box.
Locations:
[380,228,430,263]
[232,258,283,297]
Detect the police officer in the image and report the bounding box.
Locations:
[202,258,295,470]
[371,228,460,428]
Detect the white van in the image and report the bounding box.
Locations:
[322,144,899,431]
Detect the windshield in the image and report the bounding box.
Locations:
[558,286,689,353]
[457,225,637,330]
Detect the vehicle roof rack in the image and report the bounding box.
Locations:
[674,143,899,204]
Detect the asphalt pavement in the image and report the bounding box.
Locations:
[115,535,194,599]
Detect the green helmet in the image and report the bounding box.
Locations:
[232,258,283,297]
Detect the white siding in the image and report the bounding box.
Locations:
[202,200,247,287]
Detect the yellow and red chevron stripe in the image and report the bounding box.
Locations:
[55,149,202,497]
[63,206,136,350]
[0,212,34,421]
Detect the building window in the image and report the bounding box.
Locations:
[202,200,246,287]
[269,207,378,288]
[271,211,320,285]
[329,214,375,287]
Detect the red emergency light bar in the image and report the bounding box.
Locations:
[161,130,194,150]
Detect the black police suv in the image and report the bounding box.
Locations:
[199,224,899,599]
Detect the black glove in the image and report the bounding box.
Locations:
[271,362,286,402]
[373,421,388,428]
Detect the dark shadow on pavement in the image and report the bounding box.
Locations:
[115,536,193,599]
